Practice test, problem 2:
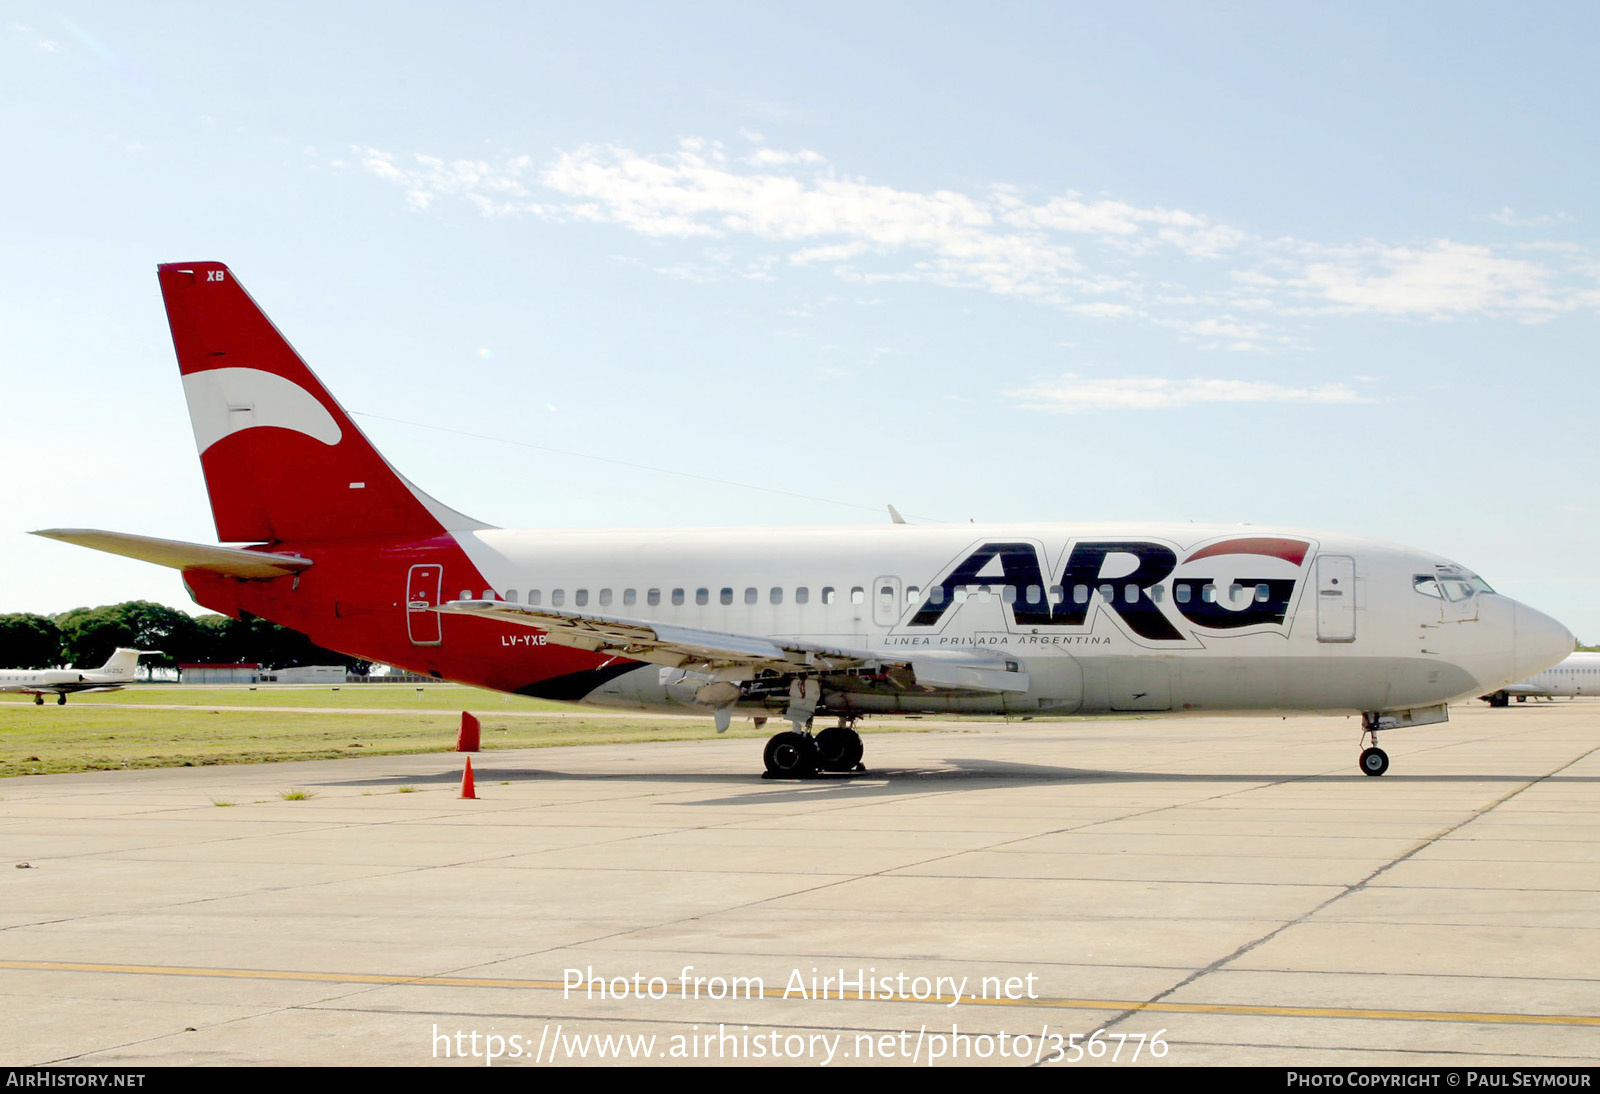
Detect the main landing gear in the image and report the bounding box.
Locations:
[1358,713,1388,776]
[762,719,866,779]
[33,694,44,706]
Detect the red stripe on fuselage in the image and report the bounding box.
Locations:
[1183,537,1310,567]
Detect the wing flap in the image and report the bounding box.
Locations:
[32,529,313,580]
[436,600,1029,693]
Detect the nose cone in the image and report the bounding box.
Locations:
[1514,601,1575,681]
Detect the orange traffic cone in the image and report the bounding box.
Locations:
[460,755,477,799]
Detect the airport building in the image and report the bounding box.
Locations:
[177,663,262,684]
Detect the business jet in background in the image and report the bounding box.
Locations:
[34,263,1575,778]
[0,648,159,705]
[1481,651,1600,706]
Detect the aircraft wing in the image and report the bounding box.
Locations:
[435,600,1029,693]
[31,529,313,580]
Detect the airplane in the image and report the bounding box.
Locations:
[33,261,1575,778]
[1481,651,1600,706]
[0,648,160,705]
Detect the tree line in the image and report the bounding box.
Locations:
[0,602,370,674]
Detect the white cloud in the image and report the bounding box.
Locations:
[1297,241,1567,319]
[353,138,1600,343]
[1486,206,1570,229]
[1006,375,1372,413]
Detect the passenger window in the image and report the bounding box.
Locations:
[1049,585,1064,604]
[599,589,612,607]
[1255,583,1270,603]
[1098,584,1114,602]
[879,585,895,607]
[483,590,495,601]
[1124,583,1139,604]
[552,589,565,607]
[1228,583,1244,604]
[459,589,472,601]
[1001,585,1017,604]
[1176,584,1190,604]
[796,587,810,604]
[1202,584,1216,603]
[648,588,661,606]
[575,589,588,607]
[671,588,684,606]
[720,588,733,605]
[623,589,636,606]
[506,590,519,604]
[1149,585,1164,603]
[1025,585,1041,605]
[529,589,542,606]
[1074,585,1089,604]
[929,586,945,605]
[954,587,969,604]
[746,587,758,605]
[851,586,865,605]
[906,585,920,603]
[770,587,783,605]
[822,587,836,605]
[698,588,710,606]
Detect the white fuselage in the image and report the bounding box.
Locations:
[445,521,1571,719]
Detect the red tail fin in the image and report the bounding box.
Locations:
[158,262,485,544]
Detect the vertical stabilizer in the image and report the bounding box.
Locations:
[158,262,487,543]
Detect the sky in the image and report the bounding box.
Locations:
[3,2,1598,639]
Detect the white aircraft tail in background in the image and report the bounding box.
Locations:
[0,648,161,705]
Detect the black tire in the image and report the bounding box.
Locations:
[814,726,864,772]
[1359,747,1389,777]
[763,732,817,778]
[56,694,66,706]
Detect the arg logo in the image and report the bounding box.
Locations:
[906,536,1314,643]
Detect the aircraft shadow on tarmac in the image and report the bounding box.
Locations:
[327,758,1600,807]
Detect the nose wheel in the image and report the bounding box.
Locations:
[1359,746,1389,776]
[1358,716,1388,776]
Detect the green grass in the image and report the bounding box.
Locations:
[8,683,577,713]
[0,684,778,776]
[0,681,1101,778]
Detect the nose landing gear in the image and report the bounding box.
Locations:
[1358,713,1388,776]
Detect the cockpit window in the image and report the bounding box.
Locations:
[1428,564,1497,601]
[1413,575,1443,599]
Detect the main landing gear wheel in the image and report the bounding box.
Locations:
[813,725,864,773]
[762,731,818,779]
[33,694,44,705]
[56,694,66,706]
[1359,747,1389,777]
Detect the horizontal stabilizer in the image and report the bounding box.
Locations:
[437,600,1028,693]
[31,529,313,580]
